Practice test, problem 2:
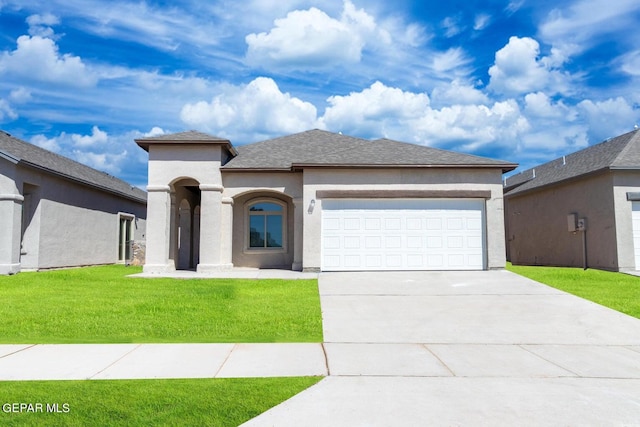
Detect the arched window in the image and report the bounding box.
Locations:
[247,200,286,249]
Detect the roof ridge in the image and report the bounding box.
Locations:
[375,137,515,164]
[611,129,640,166]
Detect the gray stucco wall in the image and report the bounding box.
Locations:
[6,164,146,272]
[505,172,617,270]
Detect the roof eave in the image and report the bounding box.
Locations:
[19,160,147,204]
[0,149,20,164]
[504,167,611,198]
[134,139,239,156]
[221,167,293,173]
[291,163,518,173]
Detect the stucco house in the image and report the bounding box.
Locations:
[136,129,516,273]
[0,130,147,275]
[504,129,640,271]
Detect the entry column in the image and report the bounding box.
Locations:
[0,194,23,274]
[143,185,173,273]
[197,184,227,272]
[292,198,303,271]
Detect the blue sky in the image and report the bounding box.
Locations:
[1,0,639,188]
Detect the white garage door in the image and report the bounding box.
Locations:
[321,199,485,271]
[632,202,640,270]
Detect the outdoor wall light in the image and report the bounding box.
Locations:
[308,199,316,214]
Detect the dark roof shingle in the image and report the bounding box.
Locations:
[223,129,516,171]
[504,129,640,196]
[0,130,146,203]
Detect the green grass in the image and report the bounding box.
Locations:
[507,263,640,319]
[0,265,323,343]
[0,376,322,426]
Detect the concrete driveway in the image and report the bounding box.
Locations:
[244,270,640,426]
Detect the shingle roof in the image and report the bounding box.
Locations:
[222,129,516,172]
[0,130,146,203]
[135,130,235,154]
[504,129,640,196]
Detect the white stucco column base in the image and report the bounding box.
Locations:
[0,263,21,275]
[196,263,234,273]
[142,263,176,274]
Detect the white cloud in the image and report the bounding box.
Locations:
[72,126,108,147]
[28,127,156,179]
[0,98,17,121]
[9,87,32,103]
[431,48,472,76]
[72,150,127,174]
[441,16,464,38]
[26,13,60,38]
[524,92,574,119]
[431,80,489,106]
[415,100,530,151]
[180,77,319,140]
[505,0,524,16]
[144,127,168,138]
[30,134,62,152]
[619,50,640,77]
[320,81,430,137]
[245,1,390,69]
[488,36,571,96]
[473,14,491,31]
[0,35,97,87]
[539,0,640,46]
[578,97,639,141]
[320,81,529,150]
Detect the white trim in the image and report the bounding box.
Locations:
[146,185,171,192]
[0,193,24,202]
[244,198,287,253]
[200,184,224,192]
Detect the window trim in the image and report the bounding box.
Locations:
[244,198,287,253]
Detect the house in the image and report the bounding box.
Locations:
[136,129,516,273]
[0,130,147,275]
[504,129,640,271]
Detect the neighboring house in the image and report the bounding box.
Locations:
[136,129,516,273]
[0,130,147,275]
[504,129,640,271]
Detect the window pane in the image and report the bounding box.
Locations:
[249,216,265,247]
[266,215,283,248]
[250,202,282,212]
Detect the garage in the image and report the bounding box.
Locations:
[632,202,640,270]
[321,199,486,271]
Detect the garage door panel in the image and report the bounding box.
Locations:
[321,199,485,271]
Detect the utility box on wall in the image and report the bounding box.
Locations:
[567,213,577,232]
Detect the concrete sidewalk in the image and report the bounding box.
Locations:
[0,343,327,381]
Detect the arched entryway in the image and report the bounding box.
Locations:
[171,178,201,270]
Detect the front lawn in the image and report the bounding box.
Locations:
[0,376,322,426]
[0,265,323,343]
[507,264,640,319]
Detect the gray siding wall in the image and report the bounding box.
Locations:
[505,172,617,270]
